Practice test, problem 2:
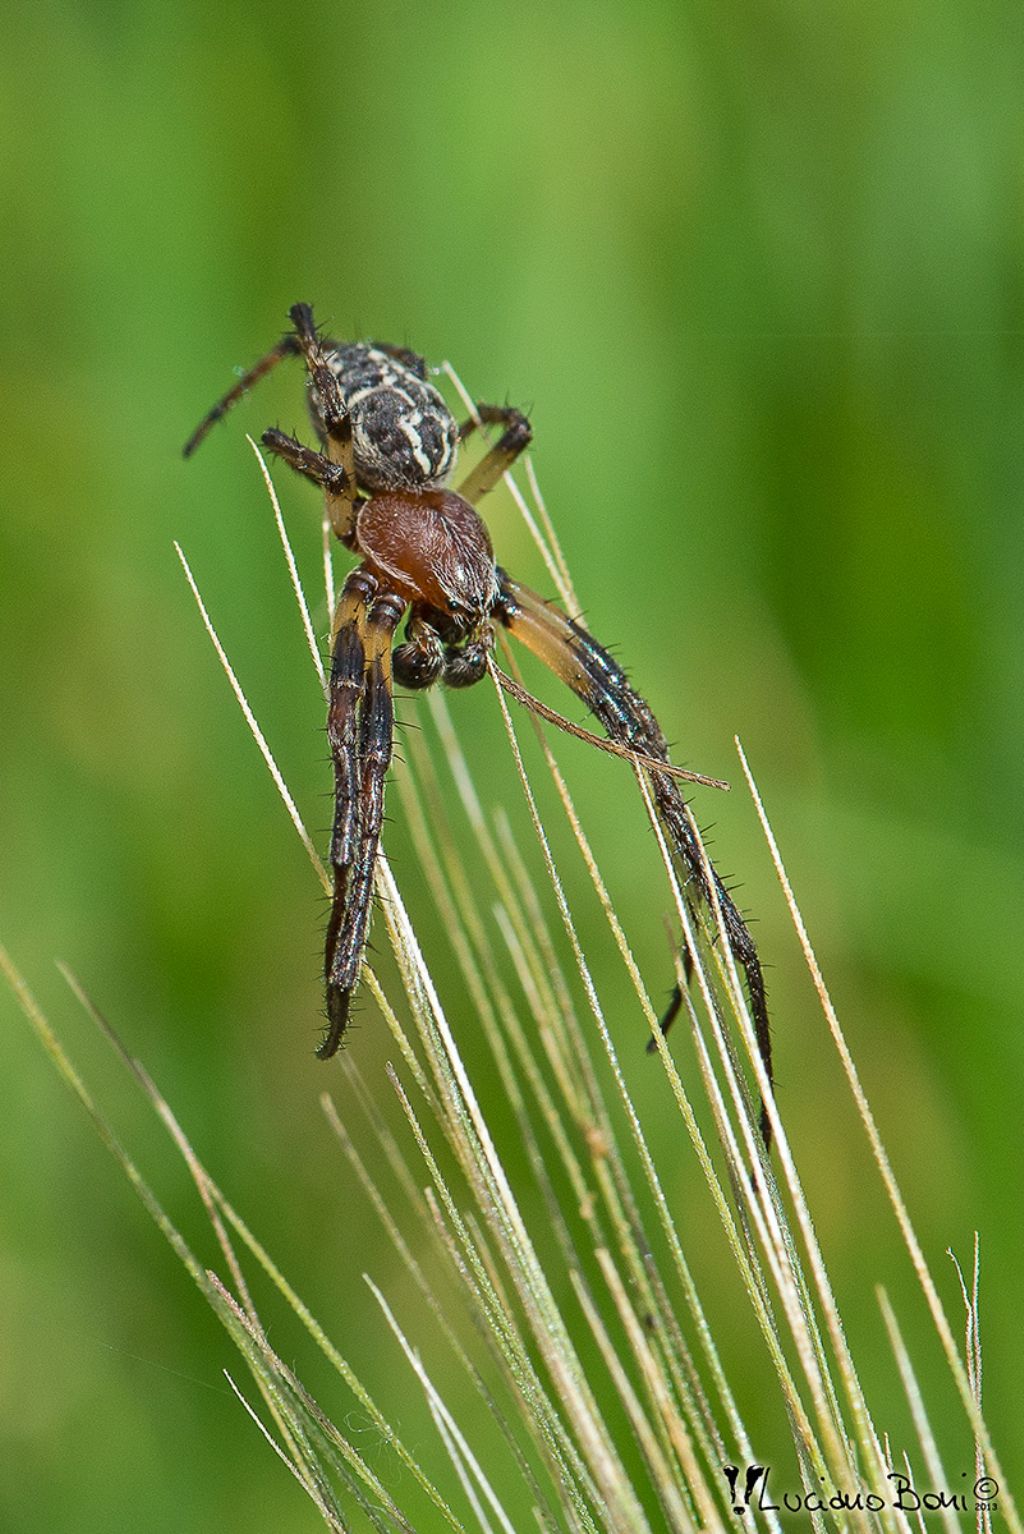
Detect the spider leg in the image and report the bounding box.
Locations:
[320,566,374,1056]
[260,428,359,550]
[645,965,693,1052]
[182,333,301,457]
[285,302,359,543]
[495,571,774,1149]
[321,583,405,1056]
[456,404,532,504]
[369,340,428,376]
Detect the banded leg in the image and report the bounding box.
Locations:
[495,571,774,1149]
[182,333,300,457]
[322,588,405,1053]
[457,404,533,504]
[284,302,359,543]
[321,566,377,1057]
[260,428,359,550]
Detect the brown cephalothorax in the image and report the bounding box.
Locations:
[184,302,774,1147]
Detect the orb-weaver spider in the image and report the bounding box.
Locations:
[185,304,774,1145]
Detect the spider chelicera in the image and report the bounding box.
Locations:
[184,303,774,1144]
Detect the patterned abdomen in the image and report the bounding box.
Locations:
[312,343,459,492]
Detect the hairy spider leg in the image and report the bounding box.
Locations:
[496,572,773,1149]
[369,340,429,375]
[321,582,404,1057]
[260,429,359,549]
[320,567,374,1057]
[457,404,533,504]
[280,302,359,542]
[182,333,300,458]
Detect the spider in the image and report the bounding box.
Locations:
[184,304,774,1145]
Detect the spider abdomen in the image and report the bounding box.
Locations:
[313,343,459,492]
[356,490,497,618]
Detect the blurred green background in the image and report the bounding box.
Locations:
[2,0,1022,1527]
